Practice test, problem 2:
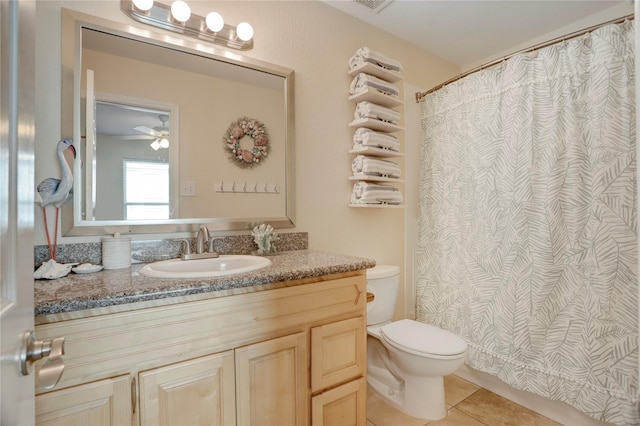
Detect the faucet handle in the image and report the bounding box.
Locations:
[173,239,192,255]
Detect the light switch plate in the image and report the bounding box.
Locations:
[180,180,196,196]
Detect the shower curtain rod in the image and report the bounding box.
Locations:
[415,13,635,103]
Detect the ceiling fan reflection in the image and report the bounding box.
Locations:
[134,114,170,150]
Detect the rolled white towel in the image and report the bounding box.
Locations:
[352,155,401,179]
[353,128,400,151]
[349,47,403,74]
[355,101,400,125]
[351,181,403,205]
[349,73,399,97]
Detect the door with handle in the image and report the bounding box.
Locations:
[1,0,39,424]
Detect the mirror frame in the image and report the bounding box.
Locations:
[60,8,295,236]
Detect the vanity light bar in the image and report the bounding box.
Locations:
[120,0,253,51]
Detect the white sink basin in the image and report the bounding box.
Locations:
[140,255,272,279]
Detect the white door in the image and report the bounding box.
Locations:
[1,0,37,424]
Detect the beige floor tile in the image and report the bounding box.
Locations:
[444,375,481,407]
[367,421,375,426]
[367,388,428,426]
[425,407,486,426]
[456,389,561,426]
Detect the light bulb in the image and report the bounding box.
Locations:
[159,138,170,148]
[150,140,161,151]
[236,22,253,41]
[132,0,153,11]
[170,0,191,23]
[206,12,224,32]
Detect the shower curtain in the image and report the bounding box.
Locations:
[417,21,638,425]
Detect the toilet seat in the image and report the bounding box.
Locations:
[380,319,467,358]
[366,323,389,338]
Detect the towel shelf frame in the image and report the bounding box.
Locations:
[348,147,404,158]
[348,48,405,209]
[349,176,404,183]
[348,62,403,83]
[348,118,403,133]
[348,88,404,108]
[348,203,404,209]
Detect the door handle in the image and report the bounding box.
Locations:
[19,330,66,390]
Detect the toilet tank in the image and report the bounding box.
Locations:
[366,265,400,326]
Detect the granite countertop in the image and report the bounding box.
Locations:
[34,250,375,321]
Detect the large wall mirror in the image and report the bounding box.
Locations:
[61,9,295,236]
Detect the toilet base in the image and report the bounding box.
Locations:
[367,369,448,421]
[368,373,447,421]
[403,375,447,420]
[367,373,404,411]
[367,332,451,421]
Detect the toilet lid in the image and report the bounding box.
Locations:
[380,319,467,356]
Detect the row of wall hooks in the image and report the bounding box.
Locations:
[215,181,280,194]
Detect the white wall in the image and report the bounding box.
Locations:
[464,2,633,72]
[403,83,423,320]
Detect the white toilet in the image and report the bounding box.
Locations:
[366,265,468,420]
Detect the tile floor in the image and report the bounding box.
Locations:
[367,375,561,426]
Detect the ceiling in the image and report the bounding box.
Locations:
[322,0,631,69]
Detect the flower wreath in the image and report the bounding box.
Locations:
[223,117,269,168]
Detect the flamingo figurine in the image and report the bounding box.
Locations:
[36,138,75,261]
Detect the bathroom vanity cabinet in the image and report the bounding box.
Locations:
[33,272,367,426]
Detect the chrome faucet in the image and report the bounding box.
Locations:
[179,225,220,261]
[196,225,209,254]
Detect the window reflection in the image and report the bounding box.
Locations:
[123,160,170,220]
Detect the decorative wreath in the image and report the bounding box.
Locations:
[223,117,269,168]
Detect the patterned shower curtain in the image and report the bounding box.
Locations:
[417,21,638,425]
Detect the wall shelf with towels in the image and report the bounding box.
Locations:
[348,48,404,208]
[348,62,403,83]
[348,203,404,209]
[348,118,403,133]
[348,88,404,108]
[348,176,404,183]
[348,147,404,158]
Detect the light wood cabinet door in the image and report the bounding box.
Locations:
[311,377,366,426]
[311,317,366,392]
[138,350,236,426]
[35,375,131,426]
[235,332,308,426]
